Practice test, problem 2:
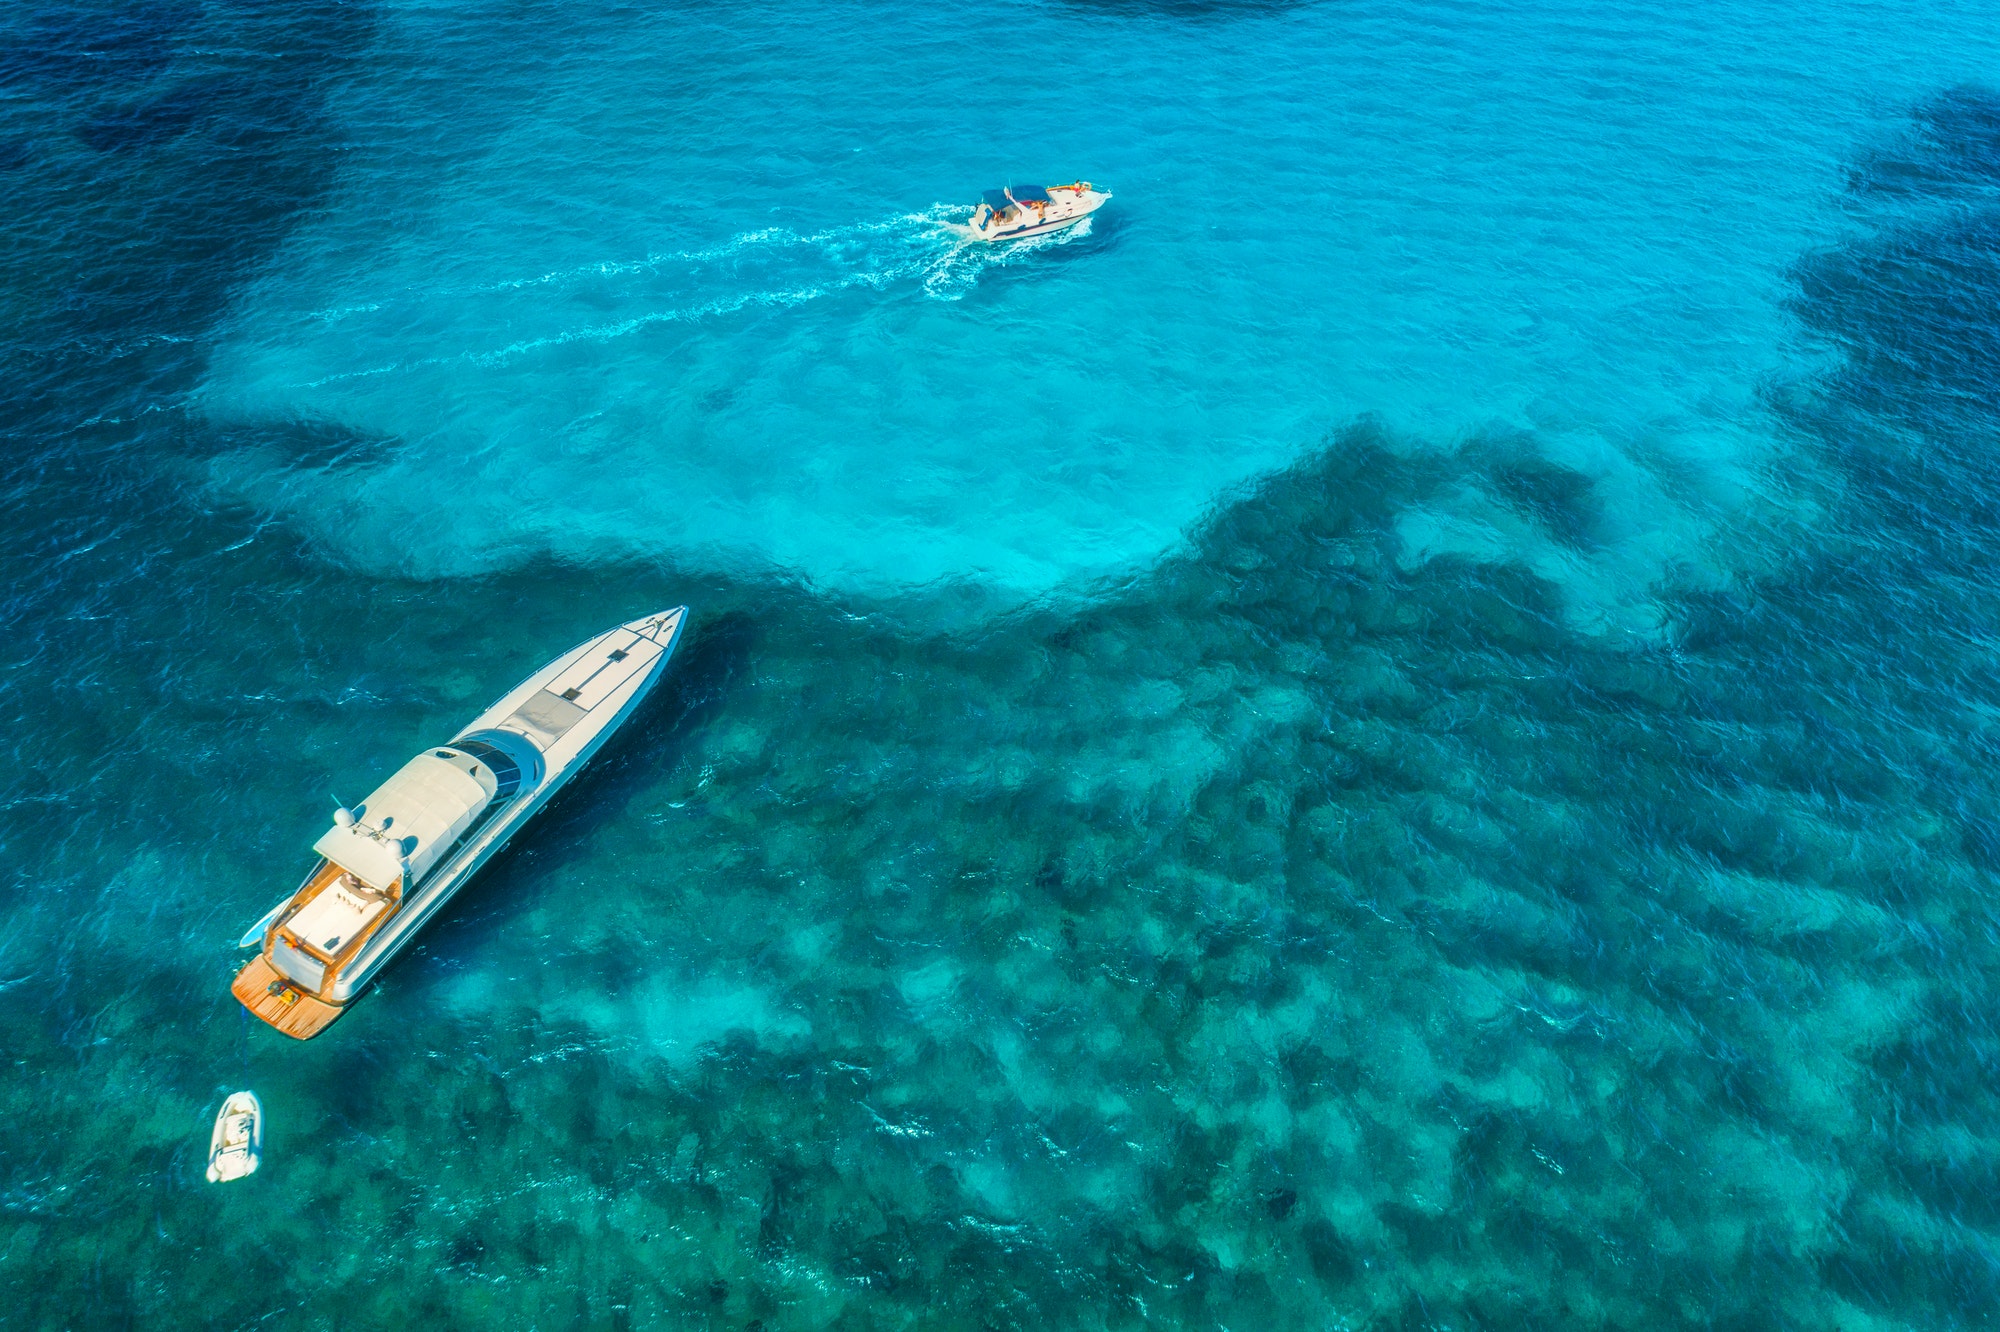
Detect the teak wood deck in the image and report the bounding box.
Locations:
[231,858,398,1040]
[232,954,347,1040]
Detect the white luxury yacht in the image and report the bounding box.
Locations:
[964,182,1109,241]
[232,607,689,1038]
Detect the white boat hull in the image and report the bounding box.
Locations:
[973,212,1093,241]
[333,608,689,1002]
[963,183,1110,243]
[233,608,689,1034]
[207,1091,262,1183]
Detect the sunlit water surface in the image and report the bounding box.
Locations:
[5,0,2000,1326]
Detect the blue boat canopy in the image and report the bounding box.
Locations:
[982,185,1050,210]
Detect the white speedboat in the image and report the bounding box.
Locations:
[207,1090,262,1182]
[232,607,689,1039]
[964,182,1109,241]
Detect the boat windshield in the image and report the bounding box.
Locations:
[981,186,1049,211]
[452,739,523,797]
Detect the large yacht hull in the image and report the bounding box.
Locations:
[232,608,689,1038]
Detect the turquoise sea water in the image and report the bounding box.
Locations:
[7,0,2000,1325]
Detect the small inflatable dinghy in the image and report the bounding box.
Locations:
[206,1091,262,1183]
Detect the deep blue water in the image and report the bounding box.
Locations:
[6,0,2000,1326]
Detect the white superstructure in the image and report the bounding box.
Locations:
[963,182,1109,242]
[233,607,689,1037]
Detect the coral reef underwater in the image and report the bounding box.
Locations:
[3,0,2000,1326]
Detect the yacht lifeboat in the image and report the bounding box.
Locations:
[206,1091,262,1182]
[964,182,1109,242]
[230,607,689,1039]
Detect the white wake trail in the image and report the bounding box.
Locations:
[281,205,1091,389]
